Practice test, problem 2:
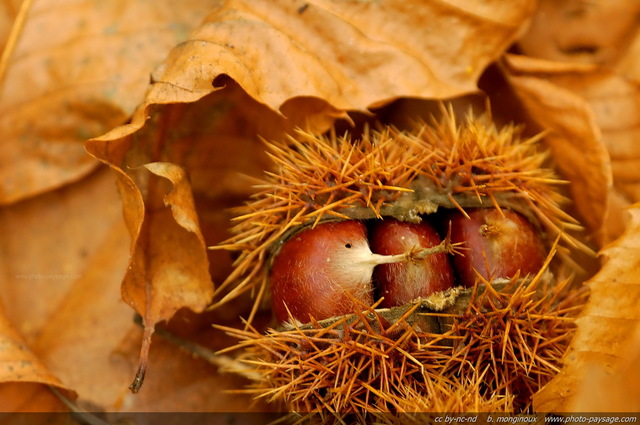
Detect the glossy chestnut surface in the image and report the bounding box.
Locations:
[270,221,376,323]
[370,218,454,307]
[446,209,546,287]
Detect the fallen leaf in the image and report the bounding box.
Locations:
[0,166,268,413]
[0,305,74,410]
[123,162,214,392]
[0,167,129,410]
[0,169,126,340]
[0,0,219,205]
[0,383,67,414]
[518,0,640,66]
[150,0,535,114]
[86,83,284,391]
[501,54,618,245]
[511,1,640,245]
[569,324,640,413]
[533,203,640,412]
[0,1,22,50]
[107,327,275,414]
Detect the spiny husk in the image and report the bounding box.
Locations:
[217,261,588,421]
[212,107,585,312]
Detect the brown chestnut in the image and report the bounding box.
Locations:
[447,209,546,287]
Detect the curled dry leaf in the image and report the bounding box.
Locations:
[509,0,640,245]
[533,204,640,412]
[0,0,218,205]
[500,54,614,244]
[151,0,535,112]
[0,166,263,413]
[122,162,213,319]
[85,84,289,390]
[122,162,214,392]
[518,0,640,67]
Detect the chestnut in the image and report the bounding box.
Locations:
[446,208,546,287]
[370,218,455,307]
[270,220,412,323]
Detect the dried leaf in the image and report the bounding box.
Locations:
[150,0,535,113]
[0,169,127,339]
[0,168,130,410]
[533,204,640,412]
[0,1,22,51]
[121,162,214,392]
[501,54,617,244]
[0,383,67,414]
[512,1,640,244]
[570,324,640,412]
[0,0,218,205]
[0,166,267,412]
[0,305,75,409]
[123,162,213,318]
[518,0,640,67]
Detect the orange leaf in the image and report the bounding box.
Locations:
[570,325,640,412]
[122,162,213,318]
[0,166,267,411]
[0,305,75,410]
[510,1,640,244]
[120,162,214,392]
[533,204,640,412]
[86,83,292,391]
[0,383,68,414]
[0,168,131,410]
[149,0,535,113]
[0,0,217,204]
[518,0,640,67]
[501,54,616,244]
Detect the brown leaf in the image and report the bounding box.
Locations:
[0,167,130,410]
[518,0,640,67]
[120,162,214,392]
[0,169,127,341]
[533,204,640,412]
[0,383,67,414]
[0,1,22,48]
[501,54,619,244]
[0,166,267,412]
[150,0,535,113]
[570,324,640,412]
[103,325,273,413]
[122,162,213,319]
[86,86,281,300]
[0,0,218,205]
[86,80,299,394]
[0,305,75,409]
[512,1,640,245]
